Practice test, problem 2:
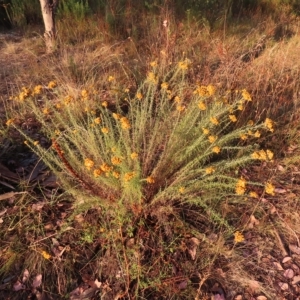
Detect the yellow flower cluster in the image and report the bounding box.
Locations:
[124,172,136,182]
[19,87,30,101]
[251,149,273,161]
[146,176,155,184]
[108,75,115,82]
[176,105,186,112]
[198,101,206,110]
[249,191,259,198]
[147,72,158,84]
[6,119,14,126]
[179,186,185,194]
[264,118,274,132]
[84,158,94,170]
[241,89,252,101]
[136,92,143,100]
[32,85,43,96]
[178,60,190,70]
[64,95,73,105]
[194,84,216,97]
[94,117,101,124]
[234,231,245,243]
[111,156,122,165]
[161,82,168,89]
[202,128,210,135]
[236,177,246,195]
[48,81,57,89]
[265,182,275,195]
[101,127,109,134]
[210,117,219,125]
[212,146,221,154]
[130,152,138,160]
[229,114,237,122]
[120,117,131,129]
[205,166,215,174]
[81,89,89,100]
[208,135,217,143]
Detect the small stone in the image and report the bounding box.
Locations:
[284,268,294,279]
[278,282,289,291]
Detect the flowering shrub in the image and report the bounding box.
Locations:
[8,61,276,229]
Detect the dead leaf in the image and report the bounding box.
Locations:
[274,188,286,194]
[187,237,200,260]
[247,280,261,293]
[292,275,300,285]
[13,280,25,291]
[256,296,267,300]
[235,295,243,300]
[273,262,283,271]
[277,165,285,172]
[0,191,26,201]
[32,202,45,211]
[32,274,42,288]
[22,269,29,283]
[289,244,300,255]
[248,215,260,229]
[0,209,7,216]
[284,268,294,279]
[278,282,289,291]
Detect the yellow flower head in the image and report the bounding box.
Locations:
[208,135,217,143]
[43,108,50,115]
[161,82,168,89]
[210,117,219,125]
[136,92,143,100]
[111,156,122,165]
[241,89,252,101]
[150,61,158,67]
[120,117,131,129]
[6,119,14,126]
[194,86,208,97]
[112,171,120,179]
[205,166,215,174]
[202,128,210,135]
[101,127,109,134]
[229,114,237,122]
[131,152,138,160]
[236,177,246,195]
[124,172,136,182]
[84,158,94,170]
[102,101,108,108]
[237,104,244,111]
[198,101,206,110]
[94,117,101,124]
[179,186,185,194]
[64,95,73,105]
[249,191,259,198]
[240,134,248,141]
[234,231,245,243]
[93,168,102,178]
[108,75,115,82]
[264,118,274,132]
[176,104,185,112]
[265,182,275,195]
[254,130,261,138]
[33,141,39,146]
[174,96,181,103]
[212,146,221,154]
[33,85,43,95]
[206,85,216,96]
[48,81,57,89]
[81,89,89,99]
[147,72,157,84]
[146,176,155,184]
[113,113,121,120]
[41,250,51,260]
[178,60,189,70]
[100,163,111,172]
[247,120,254,126]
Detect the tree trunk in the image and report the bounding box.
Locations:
[39,0,58,53]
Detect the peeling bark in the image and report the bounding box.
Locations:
[39,0,58,53]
